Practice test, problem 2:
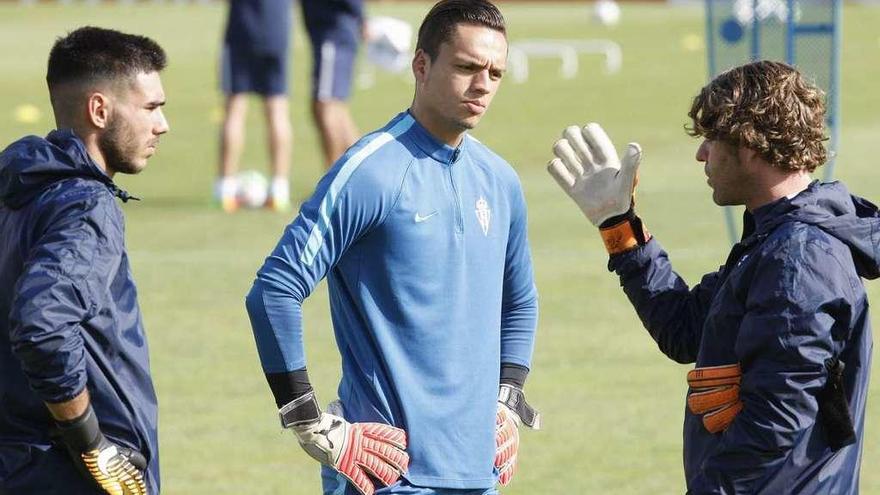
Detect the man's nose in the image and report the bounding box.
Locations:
[154,109,170,135]
[695,140,708,162]
[471,69,491,95]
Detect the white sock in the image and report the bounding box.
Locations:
[270,176,289,202]
[215,176,238,200]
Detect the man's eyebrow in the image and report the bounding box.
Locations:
[455,56,506,73]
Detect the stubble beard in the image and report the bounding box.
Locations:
[98,116,144,176]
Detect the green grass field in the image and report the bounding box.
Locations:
[2,2,879,493]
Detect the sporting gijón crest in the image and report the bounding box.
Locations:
[475,196,491,236]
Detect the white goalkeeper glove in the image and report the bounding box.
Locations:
[547,123,650,254]
[280,393,409,495]
[547,123,642,226]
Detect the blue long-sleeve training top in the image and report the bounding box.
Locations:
[246,110,538,488]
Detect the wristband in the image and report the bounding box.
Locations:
[266,368,314,408]
[279,390,322,429]
[498,384,541,429]
[599,209,650,255]
[56,404,103,452]
[500,363,529,389]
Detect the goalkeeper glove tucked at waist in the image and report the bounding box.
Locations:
[495,383,541,486]
[279,391,409,495]
[57,404,148,495]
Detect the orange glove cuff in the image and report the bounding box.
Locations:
[599,213,651,255]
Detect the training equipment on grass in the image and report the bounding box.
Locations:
[593,0,622,27]
[364,16,412,74]
[235,169,269,209]
[705,0,842,243]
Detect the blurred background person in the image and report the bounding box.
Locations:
[217,0,293,213]
[303,0,363,168]
[217,0,363,213]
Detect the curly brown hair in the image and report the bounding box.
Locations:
[686,60,827,172]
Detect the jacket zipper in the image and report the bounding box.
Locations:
[448,148,463,234]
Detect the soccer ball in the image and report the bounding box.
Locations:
[236,170,268,209]
[365,16,413,73]
[593,0,621,27]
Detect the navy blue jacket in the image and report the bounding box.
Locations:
[0,131,159,493]
[611,182,877,494]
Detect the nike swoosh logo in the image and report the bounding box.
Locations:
[414,211,438,223]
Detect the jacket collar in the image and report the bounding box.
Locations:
[404,110,464,165]
[47,129,138,202]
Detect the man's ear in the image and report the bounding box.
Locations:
[86,92,111,129]
[412,49,430,85]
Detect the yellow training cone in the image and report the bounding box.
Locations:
[15,104,42,124]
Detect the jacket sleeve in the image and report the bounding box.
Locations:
[8,192,117,404]
[245,158,407,374]
[688,239,852,494]
[499,180,538,369]
[609,239,723,364]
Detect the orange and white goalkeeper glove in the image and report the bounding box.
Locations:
[280,392,409,495]
[494,384,541,486]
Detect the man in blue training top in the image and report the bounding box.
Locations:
[548,61,876,493]
[217,0,364,212]
[245,1,540,494]
[0,27,169,494]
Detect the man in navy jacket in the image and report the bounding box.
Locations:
[548,60,877,493]
[0,27,169,494]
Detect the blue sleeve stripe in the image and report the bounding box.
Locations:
[299,113,415,266]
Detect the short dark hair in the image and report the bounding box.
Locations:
[686,60,827,173]
[46,26,167,90]
[416,0,506,60]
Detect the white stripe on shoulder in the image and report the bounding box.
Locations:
[300,114,415,266]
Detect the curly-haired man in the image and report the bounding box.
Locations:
[547,60,878,493]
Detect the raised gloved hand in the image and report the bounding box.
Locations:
[547,123,642,226]
[57,405,148,495]
[494,384,541,486]
[547,123,650,254]
[280,392,409,495]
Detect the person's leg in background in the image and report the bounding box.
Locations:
[264,93,292,211]
[218,90,249,213]
[302,0,362,168]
